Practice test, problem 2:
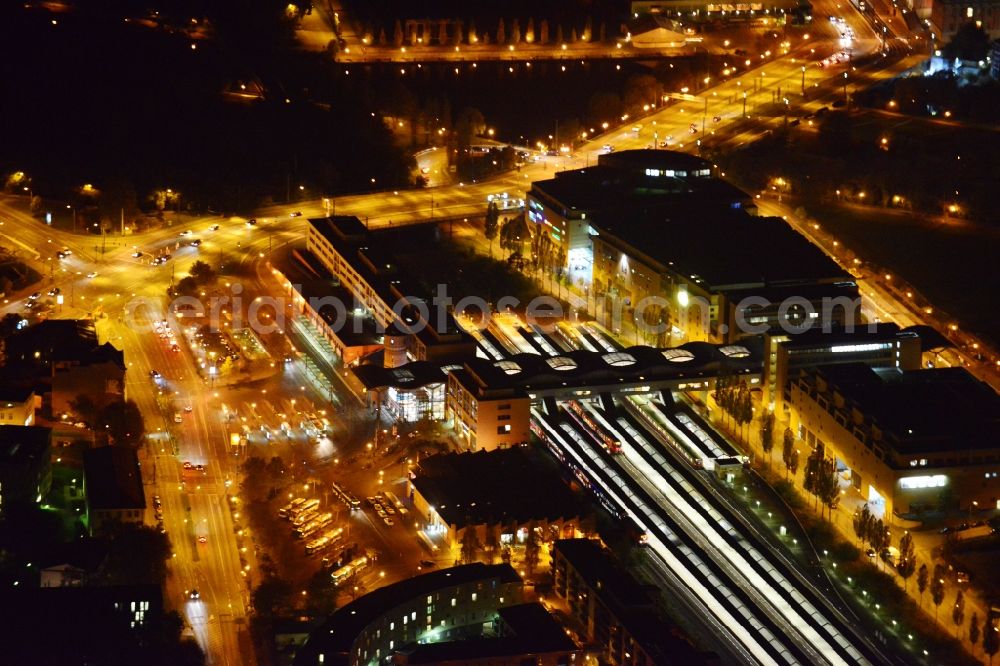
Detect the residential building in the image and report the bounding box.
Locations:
[930,2,1000,39]
[3,319,126,415]
[551,539,713,665]
[0,386,37,426]
[292,564,527,666]
[788,363,1000,517]
[392,602,579,665]
[0,425,52,516]
[408,447,587,552]
[83,446,145,534]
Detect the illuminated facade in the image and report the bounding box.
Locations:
[789,364,1000,518]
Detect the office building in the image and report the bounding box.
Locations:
[789,363,1000,517]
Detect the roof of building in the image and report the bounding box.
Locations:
[768,322,919,347]
[451,341,761,396]
[0,385,35,405]
[83,446,145,511]
[597,209,850,290]
[293,564,521,665]
[553,539,711,664]
[412,446,584,528]
[0,425,50,468]
[276,247,382,347]
[808,363,1000,454]
[353,361,447,391]
[4,319,124,368]
[396,603,577,664]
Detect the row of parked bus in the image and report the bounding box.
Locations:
[305,527,345,555]
[331,556,370,586]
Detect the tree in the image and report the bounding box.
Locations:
[510,18,520,44]
[986,616,1000,665]
[459,526,481,564]
[897,532,916,591]
[98,399,146,447]
[953,590,966,637]
[189,260,216,285]
[173,275,198,297]
[393,20,403,47]
[943,22,990,62]
[496,18,505,45]
[917,563,929,606]
[252,577,292,619]
[70,393,99,425]
[787,448,799,478]
[525,17,535,43]
[555,24,563,44]
[483,524,499,564]
[102,523,172,585]
[523,524,541,576]
[931,564,946,620]
[582,16,593,42]
[853,504,873,546]
[539,19,549,44]
[781,427,796,480]
[485,201,500,257]
[759,411,775,469]
[588,92,623,125]
[98,178,139,231]
[817,457,841,519]
[970,612,981,653]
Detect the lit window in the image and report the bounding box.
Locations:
[451,598,456,607]
[899,475,947,489]
[662,349,695,363]
[546,356,578,371]
[392,368,415,382]
[472,592,477,601]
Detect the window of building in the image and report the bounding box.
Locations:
[497,424,511,434]
[662,349,695,363]
[720,345,751,359]
[495,361,522,375]
[498,414,511,421]
[451,598,456,607]
[497,403,511,410]
[546,356,578,371]
[602,352,637,367]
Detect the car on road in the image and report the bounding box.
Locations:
[47,287,61,296]
[246,218,257,226]
[713,115,721,123]
[631,125,641,133]
[189,239,202,247]
[179,230,192,236]
[28,292,40,300]
[183,461,194,470]
[383,517,394,527]
[56,251,69,259]
[289,211,302,217]
[86,272,98,279]
[149,369,161,379]
[184,404,193,412]
[198,536,207,544]
[195,464,205,473]
[420,166,430,174]
[170,344,180,353]
[419,560,435,568]
[601,143,614,153]
[209,224,220,231]
[174,412,183,423]
[189,589,200,600]
[132,251,143,258]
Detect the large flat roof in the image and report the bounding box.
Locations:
[83,446,145,511]
[597,208,850,290]
[810,363,1000,455]
[412,446,584,528]
[293,564,520,665]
